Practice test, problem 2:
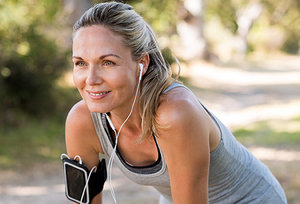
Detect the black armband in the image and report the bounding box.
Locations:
[61,154,107,204]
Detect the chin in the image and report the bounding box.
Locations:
[85,101,111,113]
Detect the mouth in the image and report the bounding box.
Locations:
[86,90,111,99]
[89,91,110,96]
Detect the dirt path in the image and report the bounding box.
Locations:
[1,55,299,203]
[180,55,300,128]
[0,163,159,204]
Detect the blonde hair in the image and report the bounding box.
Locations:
[73,2,176,140]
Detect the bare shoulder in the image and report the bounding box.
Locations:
[65,100,103,168]
[156,87,210,134]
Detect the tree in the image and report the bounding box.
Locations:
[0,0,68,125]
[176,0,209,60]
[206,0,300,56]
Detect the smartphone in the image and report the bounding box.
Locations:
[63,159,90,204]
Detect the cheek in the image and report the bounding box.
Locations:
[72,70,85,89]
[107,71,135,89]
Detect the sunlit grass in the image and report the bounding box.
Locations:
[0,117,66,169]
[233,116,300,147]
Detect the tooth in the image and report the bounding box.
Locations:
[90,92,109,96]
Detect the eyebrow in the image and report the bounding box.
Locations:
[72,54,121,60]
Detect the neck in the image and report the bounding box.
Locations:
[109,97,142,134]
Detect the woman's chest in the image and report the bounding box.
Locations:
[117,133,159,167]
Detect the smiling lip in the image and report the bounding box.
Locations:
[86,90,111,100]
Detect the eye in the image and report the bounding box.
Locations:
[75,61,87,67]
[103,60,115,66]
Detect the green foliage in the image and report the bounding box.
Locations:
[0,0,69,125]
[282,34,299,54]
[206,0,300,54]
[95,0,180,34]
[0,116,66,169]
[206,0,240,34]
[162,47,177,66]
[233,117,300,147]
[259,0,300,54]
[129,0,179,34]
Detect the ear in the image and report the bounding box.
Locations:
[138,53,150,76]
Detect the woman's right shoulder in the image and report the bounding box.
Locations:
[65,100,103,155]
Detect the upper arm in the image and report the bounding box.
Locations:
[156,92,210,204]
[65,100,103,170]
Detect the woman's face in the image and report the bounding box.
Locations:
[72,25,139,113]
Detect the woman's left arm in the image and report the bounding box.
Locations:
[156,97,211,204]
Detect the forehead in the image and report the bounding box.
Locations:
[73,25,131,59]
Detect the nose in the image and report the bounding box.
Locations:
[86,65,103,85]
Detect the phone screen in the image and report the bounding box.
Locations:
[65,164,88,203]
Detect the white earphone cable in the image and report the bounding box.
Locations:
[80,165,97,204]
[107,64,143,204]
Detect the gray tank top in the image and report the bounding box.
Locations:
[91,83,287,203]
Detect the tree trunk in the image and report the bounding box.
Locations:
[60,0,92,47]
[235,2,262,58]
[177,0,209,60]
[63,0,92,26]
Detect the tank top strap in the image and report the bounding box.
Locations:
[163,82,186,94]
[163,82,210,114]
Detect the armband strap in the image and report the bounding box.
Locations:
[89,159,107,198]
[61,155,107,204]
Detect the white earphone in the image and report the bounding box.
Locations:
[138,63,143,81]
[105,62,144,204]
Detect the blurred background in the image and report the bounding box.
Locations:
[0,0,299,203]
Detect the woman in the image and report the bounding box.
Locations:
[65,2,287,204]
